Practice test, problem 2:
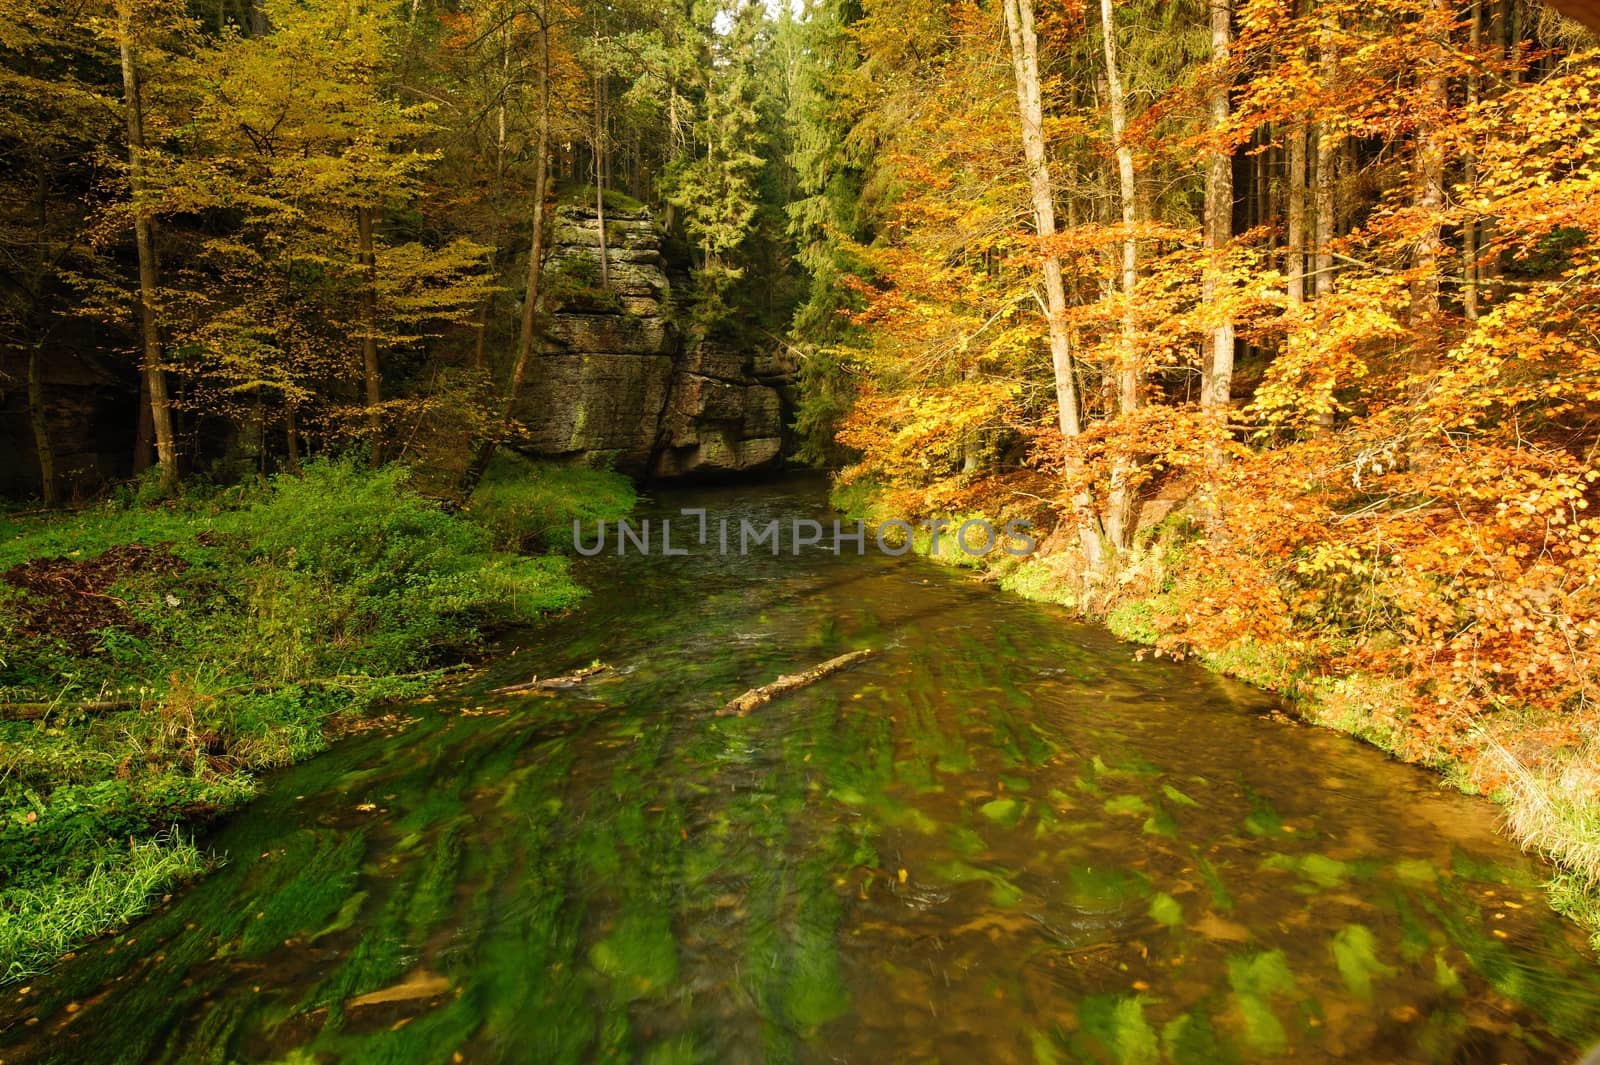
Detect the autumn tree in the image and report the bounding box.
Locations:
[177,0,490,466]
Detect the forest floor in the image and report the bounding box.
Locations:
[0,454,634,983]
[830,479,1600,961]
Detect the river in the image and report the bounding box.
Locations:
[3,479,1598,1063]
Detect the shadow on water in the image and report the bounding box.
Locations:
[3,479,1599,1063]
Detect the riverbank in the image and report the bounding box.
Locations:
[830,477,1600,957]
[0,455,634,982]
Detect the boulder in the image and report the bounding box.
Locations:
[518,353,675,472]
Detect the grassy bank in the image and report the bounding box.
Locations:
[0,455,634,983]
[830,478,1600,957]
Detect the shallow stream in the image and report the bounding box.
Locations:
[3,481,1598,1063]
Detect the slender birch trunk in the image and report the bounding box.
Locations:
[1099,0,1140,550]
[1002,0,1105,573]
[1202,0,1235,424]
[1100,0,1138,415]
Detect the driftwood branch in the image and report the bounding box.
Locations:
[717,649,878,717]
[491,663,612,696]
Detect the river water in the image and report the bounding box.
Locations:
[3,480,1598,1063]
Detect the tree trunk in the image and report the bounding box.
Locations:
[1286,120,1307,305]
[473,26,512,371]
[356,204,382,467]
[1411,0,1448,331]
[1463,0,1481,321]
[1313,8,1337,300]
[284,401,302,476]
[1507,0,1522,85]
[505,17,552,425]
[133,371,153,474]
[1100,0,1138,416]
[593,55,610,289]
[1479,0,1506,299]
[461,3,552,496]
[1002,0,1104,572]
[1099,0,1139,551]
[1202,0,1235,424]
[27,347,58,507]
[118,4,178,498]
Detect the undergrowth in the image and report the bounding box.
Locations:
[0,456,634,981]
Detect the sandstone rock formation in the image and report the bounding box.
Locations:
[513,202,795,480]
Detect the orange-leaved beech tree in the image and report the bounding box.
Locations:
[816,0,1600,770]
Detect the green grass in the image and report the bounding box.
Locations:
[1491,745,1600,952]
[1548,873,1600,953]
[465,452,636,552]
[557,183,647,214]
[0,457,634,982]
[0,834,206,983]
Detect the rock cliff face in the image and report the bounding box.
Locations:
[514,203,795,480]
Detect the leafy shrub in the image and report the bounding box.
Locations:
[544,254,623,314]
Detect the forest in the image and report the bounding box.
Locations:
[3,0,1600,1060]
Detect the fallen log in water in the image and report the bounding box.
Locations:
[490,663,612,696]
[717,649,878,717]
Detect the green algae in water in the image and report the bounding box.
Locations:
[1066,864,1151,910]
[933,859,1026,907]
[1074,994,1160,1065]
[1227,949,1296,1054]
[1261,852,1357,890]
[589,910,680,1000]
[1329,924,1395,1000]
[1393,858,1437,885]
[311,890,369,942]
[235,828,368,957]
[782,915,851,1030]
[1029,1026,1064,1065]
[1148,892,1184,928]
[980,797,1023,826]
[1161,783,1200,808]
[9,487,1600,1065]
[1162,1009,1237,1065]
[1141,802,1178,838]
[949,824,988,856]
[1195,853,1235,912]
[1102,794,1151,817]
[641,1036,707,1065]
